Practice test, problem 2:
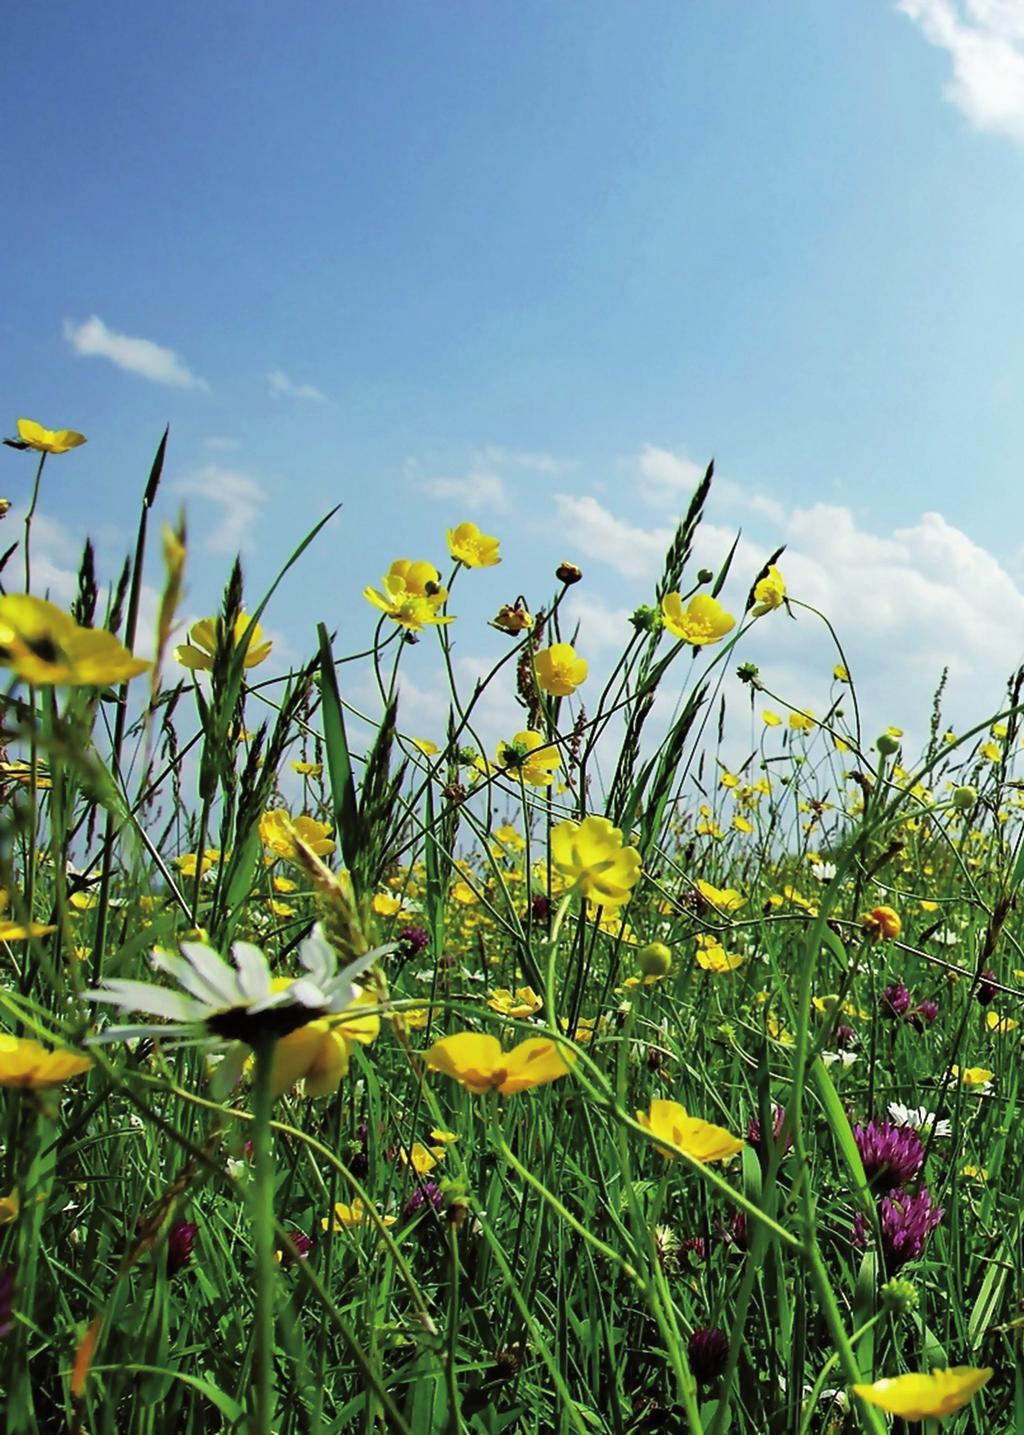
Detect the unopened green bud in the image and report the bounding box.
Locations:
[697,569,714,585]
[880,1277,918,1314]
[953,785,977,810]
[637,942,672,977]
[876,732,901,756]
[630,604,662,634]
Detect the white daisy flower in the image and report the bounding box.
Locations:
[86,924,388,1049]
[887,1101,952,1138]
[811,861,837,883]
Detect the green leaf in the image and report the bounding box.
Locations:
[317,622,360,876]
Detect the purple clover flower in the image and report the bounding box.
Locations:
[907,998,939,1030]
[0,1266,13,1339]
[396,925,430,960]
[167,1220,199,1278]
[882,983,911,1019]
[853,1120,925,1191]
[747,1104,792,1160]
[404,1181,445,1219]
[879,1186,944,1269]
[687,1328,730,1385]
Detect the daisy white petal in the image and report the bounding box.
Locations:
[151,948,236,1007]
[179,941,245,1005]
[231,941,273,1002]
[84,980,203,1022]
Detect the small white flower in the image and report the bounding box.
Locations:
[933,927,959,946]
[821,1050,858,1068]
[887,1101,952,1138]
[811,861,837,883]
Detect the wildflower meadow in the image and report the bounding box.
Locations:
[2,416,1022,1435]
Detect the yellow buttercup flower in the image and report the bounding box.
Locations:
[550,816,642,909]
[534,643,588,697]
[424,1031,573,1095]
[762,710,782,727]
[660,592,735,646]
[16,418,87,455]
[322,1199,397,1232]
[851,1367,991,1421]
[400,1142,438,1176]
[269,990,380,1098]
[487,986,543,1019]
[0,1035,91,1089]
[175,612,272,672]
[495,730,562,787]
[495,824,526,852]
[636,1099,744,1163]
[861,905,901,942]
[0,1189,18,1225]
[0,596,149,687]
[750,564,786,616]
[695,879,745,912]
[0,920,57,940]
[447,522,501,568]
[952,1065,993,1088]
[789,709,814,732]
[986,1010,1018,1034]
[695,943,744,973]
[260,810,335,861]
[363,559,453,631]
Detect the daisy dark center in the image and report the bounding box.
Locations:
[206,1003,326,1042]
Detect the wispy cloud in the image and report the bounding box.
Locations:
[204,436,240,452]
[480,445,576,476]
[898,0,1024,145]
[175,464,268,552]
[268,369,328,403]
[64,315,209,390]
[417,468,509,512]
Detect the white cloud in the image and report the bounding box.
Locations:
[546,469,1024,744]
[64,316,209,390]
[898,0,1024,144]
[418,469,509,513]
[268,369,328,403]
[553,494,674,578]
[175,464,268,552]
[204,436,240,451]
[635,444,706,506]
[563,594,635,653]
[481,445,576,475]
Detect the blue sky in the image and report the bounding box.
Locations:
[5,1,1024,755]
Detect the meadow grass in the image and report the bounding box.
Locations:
[0,427,1019,1433]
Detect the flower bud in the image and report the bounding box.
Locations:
[555,561,582,585]
[876,732,900,756]
[637,942,672,977]
[952,785,977,810]
[881,1277,918,1314]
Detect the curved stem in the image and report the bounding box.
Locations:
[250,1038,278,1435]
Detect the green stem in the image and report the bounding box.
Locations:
[250,1038,278,1435]
[22,450,46,595]
[445,1221,463,1435]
